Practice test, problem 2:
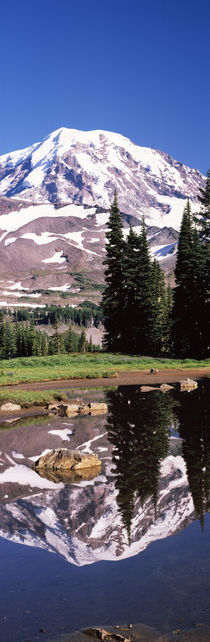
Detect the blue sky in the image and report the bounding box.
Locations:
[0,0,209,173]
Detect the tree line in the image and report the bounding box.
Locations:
[0,316,99,359]
[102,172,209,359]
[5,300,102,329]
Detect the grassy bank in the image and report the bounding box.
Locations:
[0,388,68,407]
[0,353,209,386]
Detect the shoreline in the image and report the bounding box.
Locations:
[5,366,210,391]
[0,368,208,419]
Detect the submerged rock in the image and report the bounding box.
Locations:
[141,386,159,392]
[159,383,174,392]
[32,448,101,474]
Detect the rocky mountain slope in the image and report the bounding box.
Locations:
[0,128,204,307]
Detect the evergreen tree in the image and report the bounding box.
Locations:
[78,328,87,352]
[29,319,38,356]
[66,324,75,352]
[102,192,125,351]
[121,225,140,353]
[150,259,168,356]
[195,169,210,241]
[3,320,16,359]
[88,334,93,352]
[41,332,48,356]
[163,280,173,356]
[173,200,208,358]
[134,218,153,355]
[195,171,210,356]
[52,314,63,354]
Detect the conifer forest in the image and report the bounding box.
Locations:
[102,173,210,359]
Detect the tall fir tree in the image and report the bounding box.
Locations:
[195,169,210,241]
[66,324,75,352]
[150,259,168,356]
[134,218,154,355]
[121,224,140,353]
[195,171,210,355]
[78,328,87,352]
[173,200,208,358]
[102,192,125,351]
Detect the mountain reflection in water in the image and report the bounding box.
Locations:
[0,380,209,566]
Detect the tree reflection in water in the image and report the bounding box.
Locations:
[175,378,210,531]
[106,386,174,542]
[106,380,210,540]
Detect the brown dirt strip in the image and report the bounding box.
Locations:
[6,367,210,391]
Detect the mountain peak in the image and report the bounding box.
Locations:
[0,127,204,229]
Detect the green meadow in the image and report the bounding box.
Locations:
[0,353,209,387]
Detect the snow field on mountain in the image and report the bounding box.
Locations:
[42,251,66,264]
[0,202,96,241]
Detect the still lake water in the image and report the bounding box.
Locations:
[0,379,209,641]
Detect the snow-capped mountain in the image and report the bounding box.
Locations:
[0,127,204,227]
[0,127,204,305]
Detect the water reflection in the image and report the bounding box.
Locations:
[0,380,209,565]
[106,379,210,538]
[0,381,210,640]
[175,378,210,530]
[106,386,173,541]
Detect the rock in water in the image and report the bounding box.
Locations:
[33,448,101,473]
[179,378,198,391]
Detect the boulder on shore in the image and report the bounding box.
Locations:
[89,402,108,415]
[0,402,21,412]
[33,448,101,473]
